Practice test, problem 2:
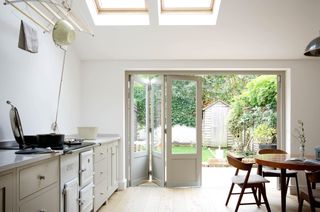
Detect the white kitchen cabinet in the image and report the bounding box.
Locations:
[0,171,15,212]
[93,139,119,212]
[19,158,59,199]
[108,141,119,195]
[19,184,59,212]
[18,157,60,212]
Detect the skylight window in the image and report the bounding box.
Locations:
[85,0,221,25]
[95,0,147,12]
[158,0,221,25]
[161,0,214,12]
[86,0,149,25]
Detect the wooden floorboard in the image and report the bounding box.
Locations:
[98,167,312,212]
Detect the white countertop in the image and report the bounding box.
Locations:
[87,135,120,145]
[0,150,62,173]
[0,135,120,173]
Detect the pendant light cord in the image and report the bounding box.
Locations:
[52,46,67,133]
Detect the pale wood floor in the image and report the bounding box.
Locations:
[98,167,313,212]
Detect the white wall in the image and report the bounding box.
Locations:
[0,3,82,140]
[80,59,320,184]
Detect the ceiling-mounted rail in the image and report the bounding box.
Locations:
[3,0,94,36]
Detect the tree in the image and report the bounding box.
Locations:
[133,83,146,127]
[228,75,277,149]
[171,80,196,127]
[202,75,256,107]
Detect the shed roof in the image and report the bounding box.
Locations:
[203,100,230,111]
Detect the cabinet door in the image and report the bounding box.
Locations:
[79,183,93,212]
[80,150,94,187]
[111,143,118,189]
[0,173,14,212]
[64,178,79,212]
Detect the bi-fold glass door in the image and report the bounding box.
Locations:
[129,74,202,187]
[166,75,202,187]
[130,76,150,186]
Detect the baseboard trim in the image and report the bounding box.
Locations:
[118,179,127,190]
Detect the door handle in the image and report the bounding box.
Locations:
[39,209,47,212]
[38,175,46,180]
[79,169,87,173]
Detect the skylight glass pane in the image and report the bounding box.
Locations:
[97,0,146,10]
[162,0,213,10]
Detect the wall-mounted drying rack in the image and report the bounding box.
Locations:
[4,0,94,36]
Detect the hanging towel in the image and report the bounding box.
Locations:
[18,20,39,53]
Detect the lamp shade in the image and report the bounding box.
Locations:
[304,36,320,57]
[52,20,76,46]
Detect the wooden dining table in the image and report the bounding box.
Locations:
[255,154,320,212]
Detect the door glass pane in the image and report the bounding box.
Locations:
[133,81,147,152]
[171,79,197,154]
[152,81,162,153]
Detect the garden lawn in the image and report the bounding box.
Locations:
[172,146,214,162]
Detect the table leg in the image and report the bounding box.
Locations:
[257,164,262,175]
[280,168,287,212]
[257,165,262,204]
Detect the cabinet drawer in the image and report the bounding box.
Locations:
[19,158,59,199]
[94,179,108,212]
[94,158,108,185]
[19,184,59,212]
[94,145,107,163]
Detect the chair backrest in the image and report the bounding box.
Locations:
[227,155,252,171]
[305,171,320,203]
[258,148,287,154]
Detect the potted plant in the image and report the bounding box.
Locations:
[253,123,277,149]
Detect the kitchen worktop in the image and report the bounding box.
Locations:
[87,134,120,145]
[0,149,62,172]
[0,135,120,173]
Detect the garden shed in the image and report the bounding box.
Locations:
[202,101,233,147]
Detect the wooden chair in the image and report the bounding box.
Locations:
[225,155,271,212]
[298,171,320,212]
[258,148,300,201]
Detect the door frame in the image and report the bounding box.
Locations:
[125,70,287,187]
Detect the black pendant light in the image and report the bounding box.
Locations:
[304,35,320,57]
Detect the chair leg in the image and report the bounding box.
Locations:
[285,176,290,196]
[260,184,271,212]
[251,187,260,207]
[225,183,234,206]
[298,198,303,212]
[258,183,262,204]
[294,175,300,202]
[235,186,246,212]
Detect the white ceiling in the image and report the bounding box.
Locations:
[72,0,320,60]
